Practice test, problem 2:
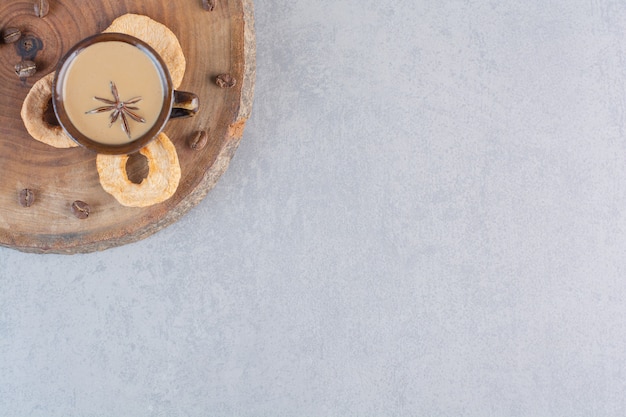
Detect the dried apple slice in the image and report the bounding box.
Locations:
[20,73,78,148]
[104,13,186,89]
[96,133,181,207]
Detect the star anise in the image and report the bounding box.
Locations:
[85,81,145,139]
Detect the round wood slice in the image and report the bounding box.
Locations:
[0,0,255,253]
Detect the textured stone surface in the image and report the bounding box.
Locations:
[2,0,626,415]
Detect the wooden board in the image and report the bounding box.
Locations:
[0,0,255,253]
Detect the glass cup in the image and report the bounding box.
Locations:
[52,33,198,155]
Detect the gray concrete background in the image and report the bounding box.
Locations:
[2,1,626,415]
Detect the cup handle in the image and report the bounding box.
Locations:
[170,91,199,119]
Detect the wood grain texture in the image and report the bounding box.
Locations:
[0,0,255,253]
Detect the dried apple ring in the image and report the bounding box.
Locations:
[20,73,78,149]
[104,13,186,89]
[96,133,181,207]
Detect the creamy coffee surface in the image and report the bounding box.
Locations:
[62,41,165,145]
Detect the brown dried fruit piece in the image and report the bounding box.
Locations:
[20,73,78,148]
[104,14,186,89]
[96,133,181,207]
